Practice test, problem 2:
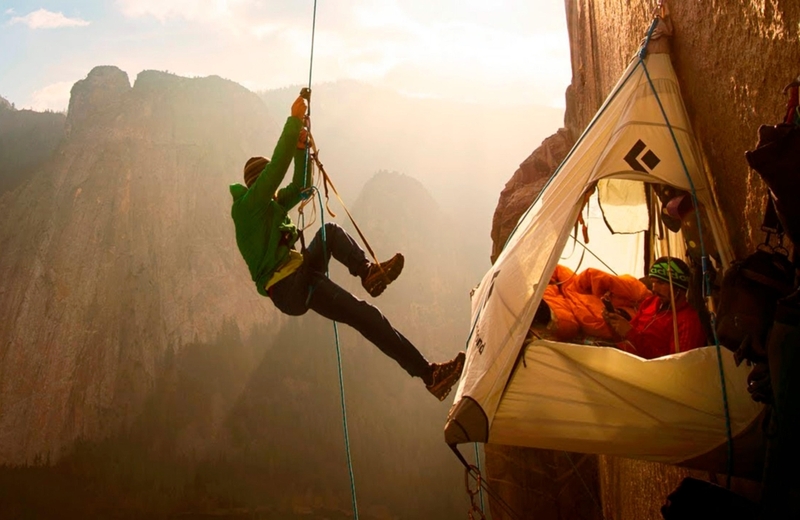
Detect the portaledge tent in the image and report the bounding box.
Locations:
[444,18,762,465]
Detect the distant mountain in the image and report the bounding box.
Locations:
[335,169,479,352]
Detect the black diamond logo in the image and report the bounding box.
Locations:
[624,140,661,173]
[642,150,661,170]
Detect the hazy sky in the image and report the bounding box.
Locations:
[1,1,571,111]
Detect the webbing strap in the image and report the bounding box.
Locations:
[307,141,380,266]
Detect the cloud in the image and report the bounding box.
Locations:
[117,0,262,27]
[117,0,227,23]
[8,9,90,29]
[117,0,317,41]
[29,81,74,112]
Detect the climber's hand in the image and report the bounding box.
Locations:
[291,96,307,120]
[604,310,632,338]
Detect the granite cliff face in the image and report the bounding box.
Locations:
[490,128,573,263]
[487,2,799,519]
[0,66,277,465]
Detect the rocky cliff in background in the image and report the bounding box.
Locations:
[0,65,277,465]
[0,99,65,195]
[486,1,800,519]
[490,128,573,263]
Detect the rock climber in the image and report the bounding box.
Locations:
[229,94,465,400]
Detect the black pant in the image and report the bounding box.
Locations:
[269,223,430,378]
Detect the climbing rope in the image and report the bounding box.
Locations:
[454,441,606,519]
[308,184,360,520]
[302,1,360,517]
[298,0,382,269]
[300,0,318,197]
[306,2,317,96]
[472,443,486,515]
[640,11,734,487]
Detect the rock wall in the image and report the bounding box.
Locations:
[486,1,799,518]
[490,128,573,264]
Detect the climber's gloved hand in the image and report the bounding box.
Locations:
[291,96,307,120]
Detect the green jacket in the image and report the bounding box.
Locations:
[230,116,310,296]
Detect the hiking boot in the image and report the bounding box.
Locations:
[361,253,404,297]
[426,351,466,401]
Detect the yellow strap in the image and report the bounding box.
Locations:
[265,250,304,291]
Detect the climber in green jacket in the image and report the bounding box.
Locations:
[229,94,465,401]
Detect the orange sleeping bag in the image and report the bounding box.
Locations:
[542,265,651,341]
